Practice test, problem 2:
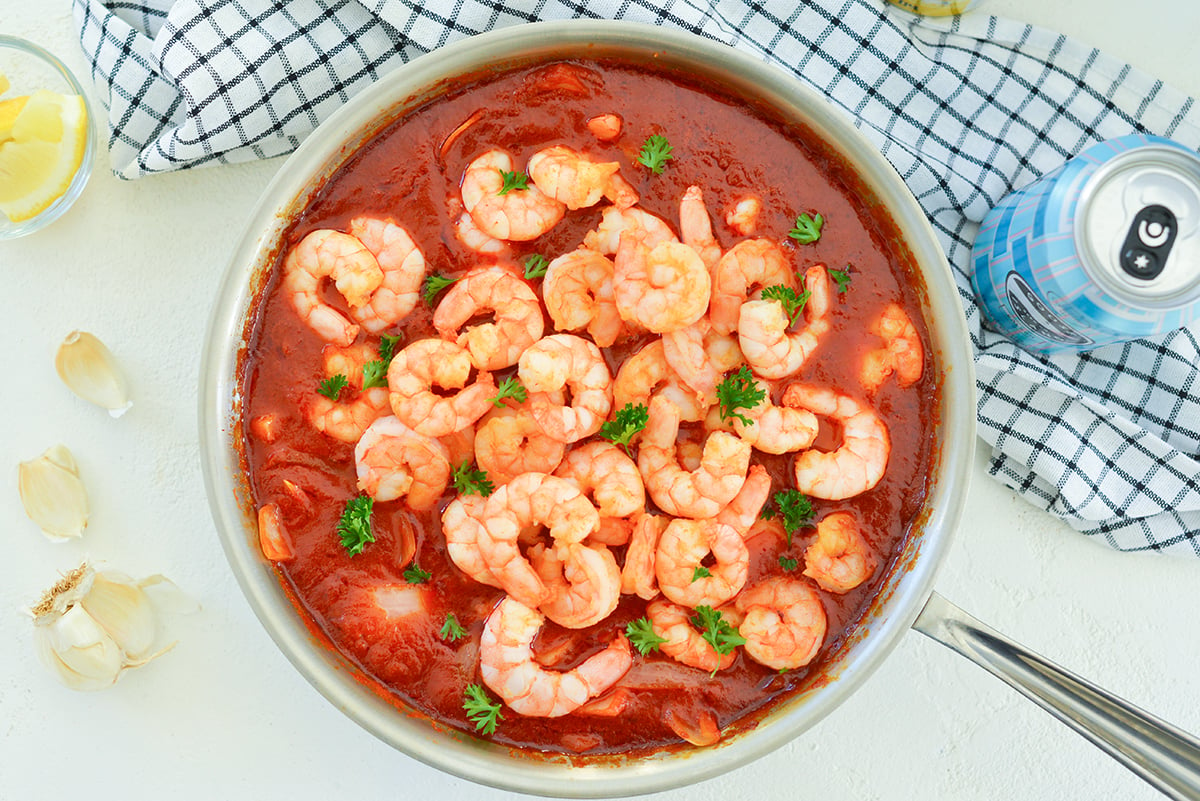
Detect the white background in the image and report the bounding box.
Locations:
[2,1,1199,800]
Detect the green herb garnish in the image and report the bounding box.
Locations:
[452,460,496,497]
[488,375,528,407]
[772,489,815,547]
[403,563,432,584]
[778,555,799,572]
[523,254,550,279]
[440,613,467,641]
[829,267,852,293]
[463,683,504,735]
[498,169,529,195]
[337,495,375,556]
[690,605,746,675]
[423,272,457,305]
[625,617,669,655]
[788,212,823,245]
[317,373,349,401]
[378,333,403,364]
[760,284,812,326]
[716,366,766,427]
[598,402,649,456]
[692,566,712,582]
[361,360,389,389]
[637,134,674,175]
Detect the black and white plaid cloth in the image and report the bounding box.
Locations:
[73,0,1200,556]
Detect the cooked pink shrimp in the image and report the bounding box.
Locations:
[479,597,632,717]
[354,416,450,509]
[655,518,749,608]
[738,264,832,379]
[614,234,711,334]
[518,334,614,443]
[307,342,390,443]
[638,395,750,519]
[734,576,827,670]
[283,228,383,345]
[527,144,629,210]
[479,472,600,607]
[442,495,502,589]
[709,238,795,335]
[621,512,664,599]
[439,425,477,468]
[529,541,622,629]
[661,318,742,403]
[345,216,425,333]
[593,517,634,547]
[862,303,924,392]
[803,512,876,593]
[586,113,623,141]
[782,384,890,500]
[730,378,819,455]
[678,185,722,270]
[541,248,622,348]
[453,210,511,257]
[647,598,736,672]
[433,265,544,370]
[554,441,645,519]
[387,338,495,437]
[613,339,709,423]
[474,402,566,485]
[724,196,762,236]
[461,149,566,241]
[714,464,771,537]
[583,205,678,255]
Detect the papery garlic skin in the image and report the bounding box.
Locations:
[18,444,89,541]
[55,331,132,417]
[29,563,186,691]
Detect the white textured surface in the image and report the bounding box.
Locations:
[1,2,1198,800]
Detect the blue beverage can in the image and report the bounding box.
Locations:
[970,134,1200,354]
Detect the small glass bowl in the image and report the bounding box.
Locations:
[0,34,96,240]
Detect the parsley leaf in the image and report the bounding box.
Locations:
[337,495,375,556]
[378,333,403,364]
[403,563,431,584]
[317,373,349,401]
[488,375,528,407]
[772,489,815,547]
[788,212,824,245]
[423,272,457,305]
[598,402,649,456]
[361,359,389,389]
[497,169,529,195]
[690,605,746,665]
[778,555,799,572]
[760,284,812,326]
[452,460,496,497]
[440,613,467,642]
[692,566,712,582]
[523,254,550,279]
[829,267,852,293]
[716,366,766,427]
[625,617,669,655]
[463,683,504,735]
[637,134,674,175]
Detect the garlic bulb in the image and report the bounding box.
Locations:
[55,331,132,417]
[18,444,89,541]
[29,563,192,691]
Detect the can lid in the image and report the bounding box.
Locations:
[1077,144,1200,308]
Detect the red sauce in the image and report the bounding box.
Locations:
[240,58,937,756]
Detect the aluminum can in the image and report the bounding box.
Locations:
[970,134,1200,353]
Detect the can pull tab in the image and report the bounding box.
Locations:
[1119,204,1177,280]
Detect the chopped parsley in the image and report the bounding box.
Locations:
[440,613,467,642]
[716,366,766,427]
[788,211,824,245]
[497,169,529,195]
[598,402,649,456]
[317,373,349,401]
[463,683,504,735]
[378,333,403,364]
[423,272,457,305]
[690,605,746,673]
[336,495,375,556]
[488,375,528,407]
[625,617,669,655]
[778,555,800,572]
[771,489,815,547]
[452,460,496,497]
[692,566,712,582]
[829,267,852,293]
[523,254,550,279]
[760,284,812,326]
[361,360,389,389]
[637,134,674,175]
[403,563,431,584]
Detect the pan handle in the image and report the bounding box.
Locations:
[912,591,1200,800]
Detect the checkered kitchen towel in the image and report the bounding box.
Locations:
[72,0,1200,556]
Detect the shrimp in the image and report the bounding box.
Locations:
[862,303,924,392]
[474,402,566,485]
[439,424,477,468]
[738,263,832,379]
[709,238,795,335]
[803,511,876,593]
[453,210,510,257]
[518,334,614,443]
[282,228,383,345]
[655,518,749,608]
[612,339,709,423]
[678,185,721,270]
[583,205,678,256]
[661,318,742,403]
[553,441,645,519]
[620,512,664,600]
[354,416,450,509]
[460,149,566,241]
[433,265,544,370]
[586,113,622,141]
[638,395,750,519]
[479,596,632,717]
[307,342,390,443]
[442,495,502,589]
[734,576,827,671]
[614,234,711,334]
[479,472,600,607]
[724,196,762,236]
[730,377,819,455]
[345,216,425,333]
[714,464,771,537]
[782,384,890,500]
[529,541,622,629]
[527,144,631,210]
[646,598,736,673]
[541,248,622,348]
[387,338,495,437]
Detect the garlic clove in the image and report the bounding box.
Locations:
[18,444,89,541]
[55,331,132,417]
[80,571,159,660]
[34,603,126,691]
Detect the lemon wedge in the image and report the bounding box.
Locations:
[0,89,87,223]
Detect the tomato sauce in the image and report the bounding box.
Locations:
[240,58,937,756]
